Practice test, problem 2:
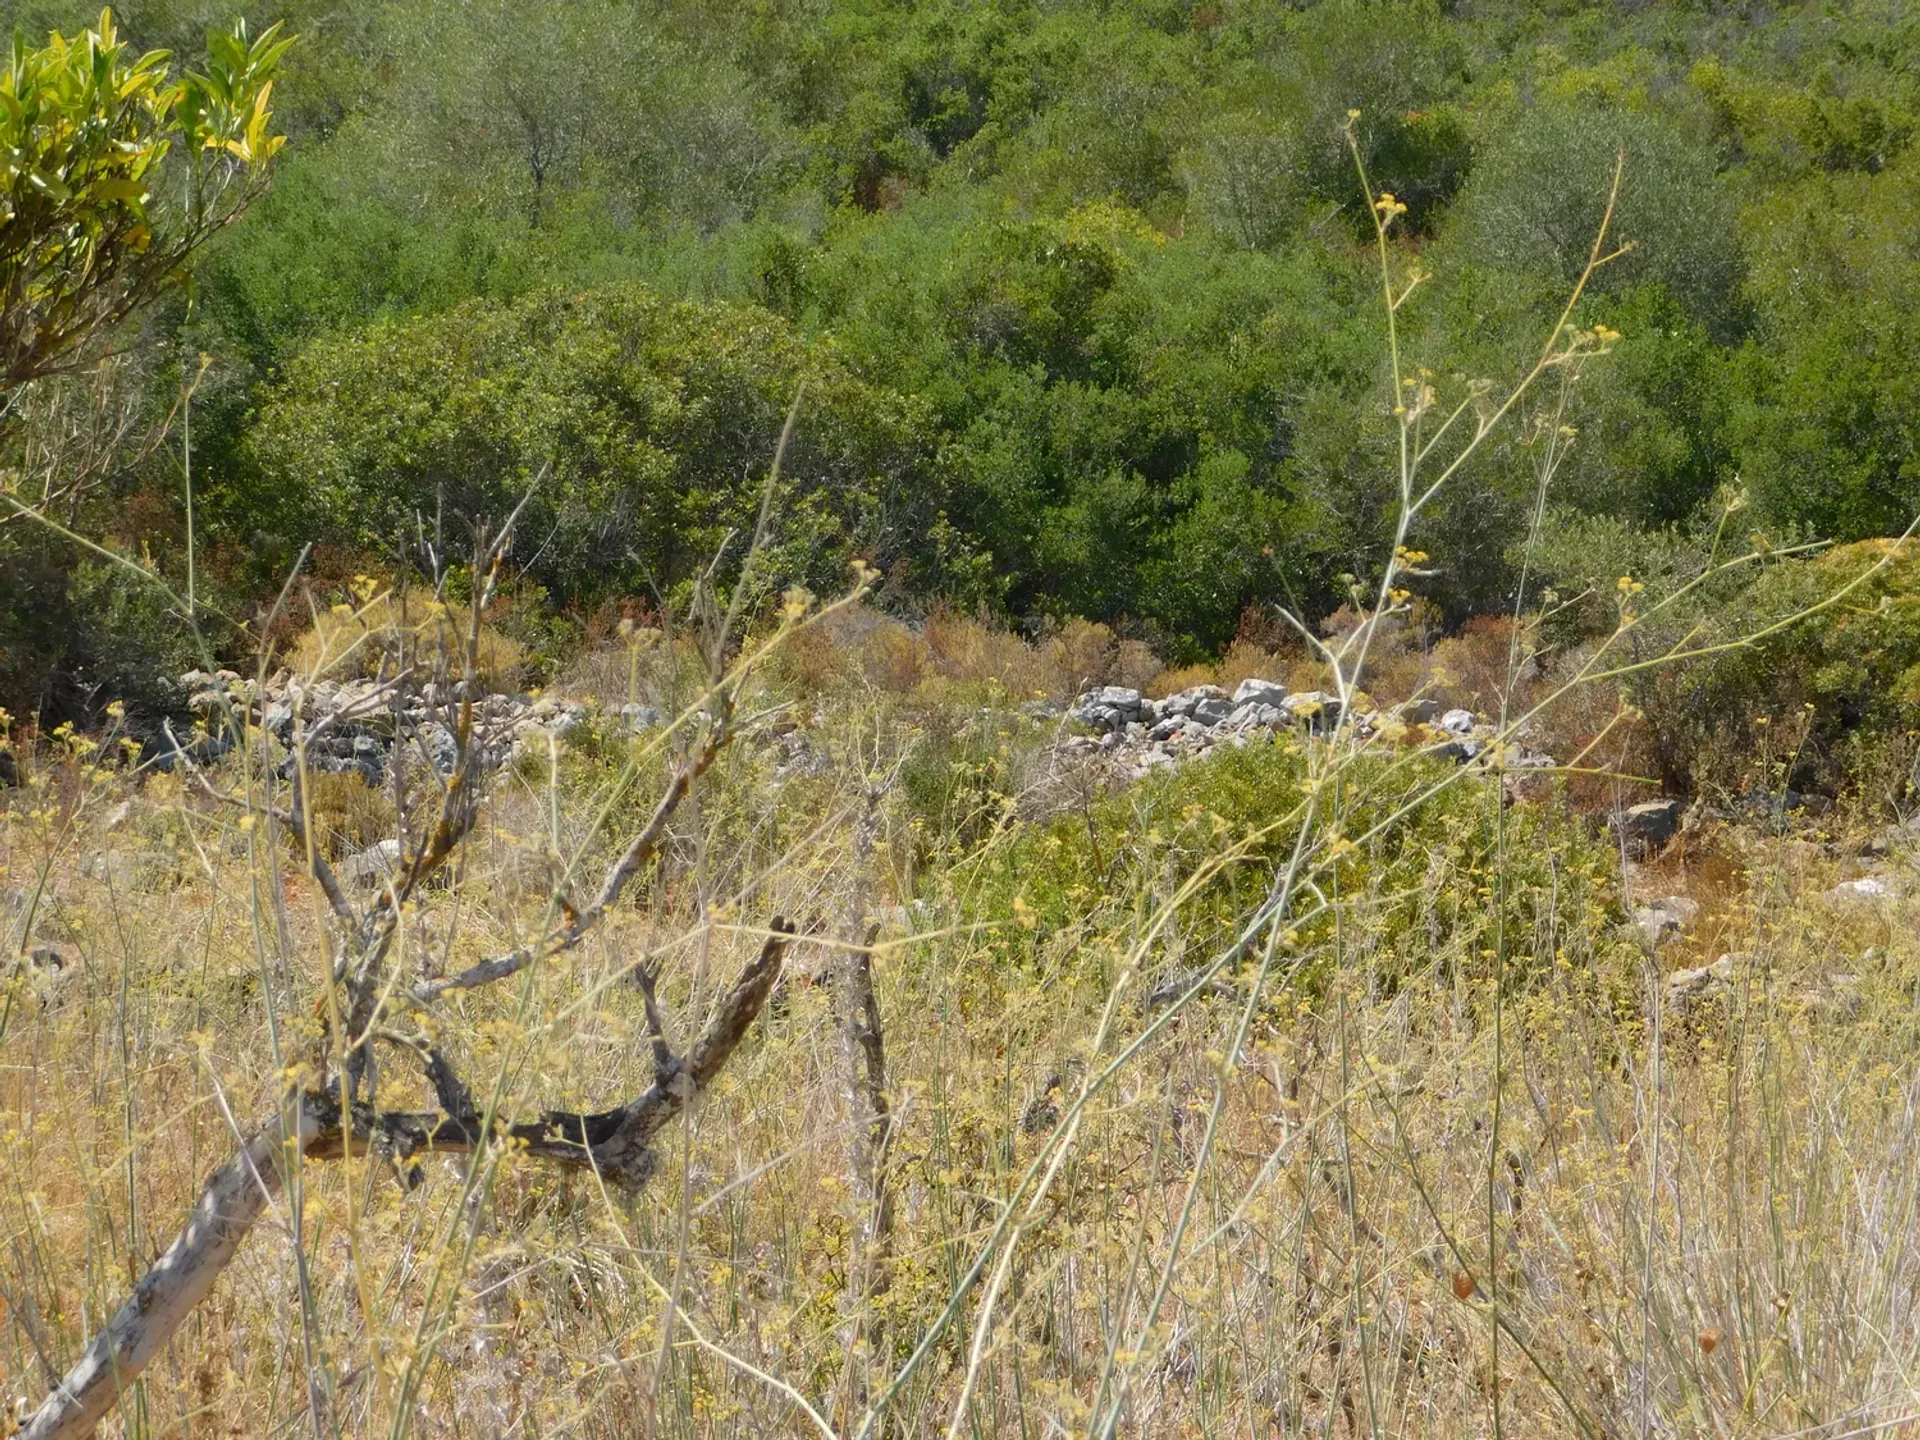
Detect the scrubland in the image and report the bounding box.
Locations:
[9,8,1920,1434]
[7,598,1920,1440]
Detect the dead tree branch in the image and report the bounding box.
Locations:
[21,922,794,1440]
[832,787,897,1425]
[25,410,835,1438]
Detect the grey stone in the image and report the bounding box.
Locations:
[1283,692,1343,731]
[1632,894,1699,946]
[420,723,459,775]
[341,838,403,888]
[1798,972,1862,1022]
[1439,708,1477,736]
[1226,701,1287,731]
[1190,696,1233,727]
[1654,895,1700,925]
[1075,686,1144,732]
[1825,874,1899,907]
[1610,799,1684,855]
[1159,685,1227,720]
[1398,698,1439,725]
[145,728,231,773]
[1666,954,1737,1014]
[1231,678,1289,709]
[1172,718,1215,746]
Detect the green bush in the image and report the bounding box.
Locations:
[1445,98,1744,339]
[807,198,1375,653]
[1732,153,1920,541]
[1650,540,1920,804]
[232,286,944,609]
[955,738,1627,998]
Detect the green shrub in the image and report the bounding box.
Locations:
[953,737,1627,1000]
[0,536,205,725]
[1445,97,1744,338]
[1651,540,1920,804]
[232,285,943,610]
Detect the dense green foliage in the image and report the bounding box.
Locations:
[1638,540,1920,802]
[0,8,288,719]
[232,286,938,606]
[5,0,1920,720]
[959,735,1628,997]
[0,8,289,388]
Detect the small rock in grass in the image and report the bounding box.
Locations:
[1609,799,1685,857]
[1824,874,1899,907]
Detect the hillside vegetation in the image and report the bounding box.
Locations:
[7,4,1920,1440]
[4,0,1920,713]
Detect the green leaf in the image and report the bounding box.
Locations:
[27,168,71,201]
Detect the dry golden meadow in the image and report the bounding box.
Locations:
[6,595,1920,1440]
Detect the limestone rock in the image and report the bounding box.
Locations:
[1610,799,1685,856]
[1666,953,1736,1015]
[1075,686,1144,732]
[1825,874,1899,908]
[1231,678,1289,709]
[1283,691,1343,731]
[1632,894,1699,947]
[1225,701,1287,732]
[341,838,403,889]
[1155,685,1225,721]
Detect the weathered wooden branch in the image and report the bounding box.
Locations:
[22,492,820,1440]
[21,1115,313,1440]
[831,793,897,1427]
[21,920,794,1440]
[415,703,733,1002]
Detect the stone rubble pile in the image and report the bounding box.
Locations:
[1062,678,1555,781]
[161,669,623,783]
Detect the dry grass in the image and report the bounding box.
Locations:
[9,120,1917,1440]
[747,606,1165,705]
[6,650,1920,1440]
[286,589,526,691]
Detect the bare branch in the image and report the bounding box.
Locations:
[416,700,735,1002]
[22,920,795,1439]
[21,1111,314,1440]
